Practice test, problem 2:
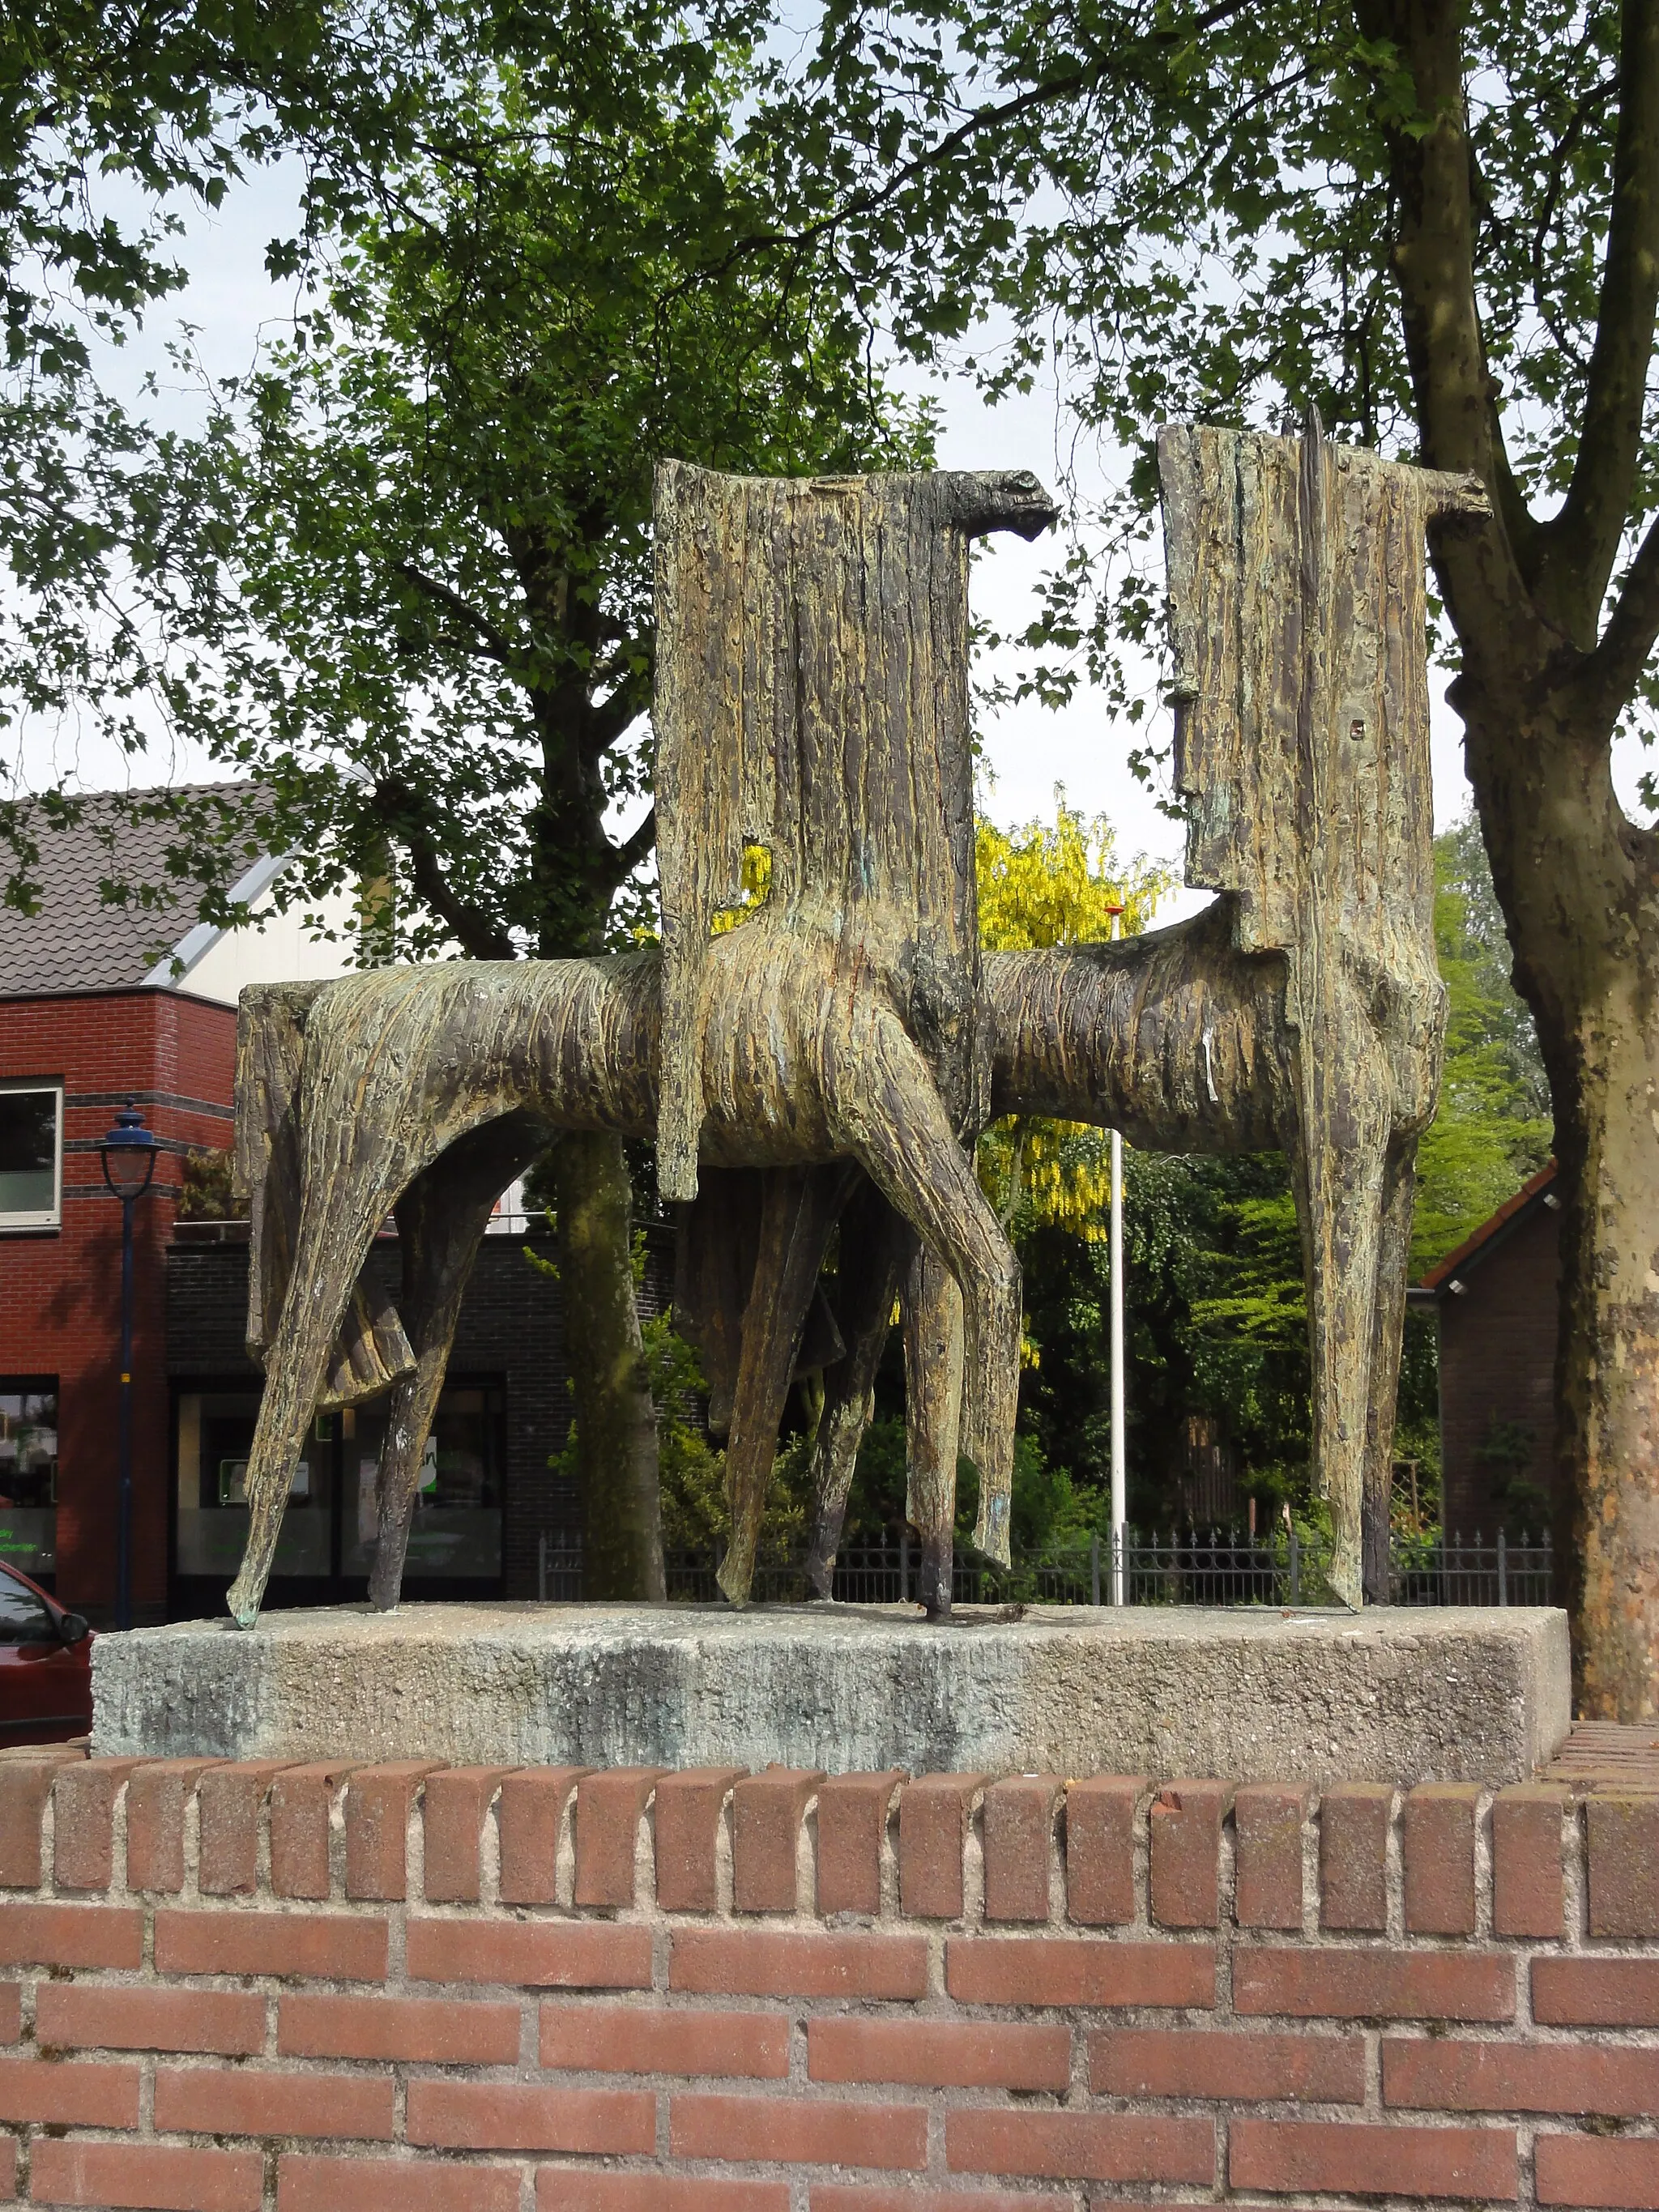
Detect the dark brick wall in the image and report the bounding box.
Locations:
[1437,1199,1561,1536]
[166,1222,672,1601]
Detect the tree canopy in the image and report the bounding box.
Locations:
[723,0,1656,795]
[182,9,930,958]
[975,796,1167,1234]
[0,0,407,880]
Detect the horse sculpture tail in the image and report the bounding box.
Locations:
[237,980,327,1366]
[235,978,416,1403]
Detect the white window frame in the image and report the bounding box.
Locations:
[0,1081,63,1231]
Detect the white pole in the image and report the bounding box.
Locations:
[1108,906,1126,1604]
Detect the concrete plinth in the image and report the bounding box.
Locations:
[92,1603,1571,1784]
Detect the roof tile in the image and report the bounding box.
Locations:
[0,784,265,998]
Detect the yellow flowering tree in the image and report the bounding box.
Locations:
[975,796,1170,1239]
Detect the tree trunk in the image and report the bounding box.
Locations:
[1555,995,1659,1722]
[1456,687,1659,1719]
[548,1127,666,1600]
[1352,0,1659,1709]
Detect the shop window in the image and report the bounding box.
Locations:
[342,1385,505,1580]
[0,1383,57,1579]
[0,1085,62,1230]
[174,1391,333,1579]
[174,1382,504,1587]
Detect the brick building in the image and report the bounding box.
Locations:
[0,790,360,1619]
[1412,1162,1562,1536]
[0,785,638,1621]
[0,987,232,1617]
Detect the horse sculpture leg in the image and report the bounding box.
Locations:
[224,1162,403,1626]
[1285,1030,1392,1611]
[674,1170,766,1440]
[716,1163,858,1606]
[1360,1136,1419,1604]
[804,1187,915,1598]
[368,1119,546,1612]
[905,1242,965,1617]
[831,1004,1022,1566]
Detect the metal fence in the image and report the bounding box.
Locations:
[538,1527,1554,1607]
[1388,1529,1555,1608]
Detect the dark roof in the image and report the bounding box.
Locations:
[1418,1159,1559,1293]
[0,782,271,999]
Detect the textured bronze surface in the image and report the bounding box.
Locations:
[224,429,1473,1626]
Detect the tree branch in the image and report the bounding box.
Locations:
[1485,387,1542,576]
[611,806,657,878]
[1354,0,1541,664]
[580,682,649,764]
[1575,508,1659,729]
[1526,69,1615,378]
[682,0,1253,288]
[1536,0,1659,642]
[589,642,650,697]
[394,560,517,669]
[375,777,516,961]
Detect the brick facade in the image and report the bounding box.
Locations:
[0,1751,1653,2209]
[0,990,235,1617]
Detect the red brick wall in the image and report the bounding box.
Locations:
[0,1754,1653,2208]
[0,991,236,1613]
[1439,1202,1563,1536]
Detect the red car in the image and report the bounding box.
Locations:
[0,1561,92,1748]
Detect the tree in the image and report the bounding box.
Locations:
[0,0,461,905]
[1416,816,1554,1265]
[1,1,277,897]
[752,0,1659,1711]
[186,9,928,1594]
[974,795,1167,1230]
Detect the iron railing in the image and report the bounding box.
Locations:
[537,1527,1555,1607]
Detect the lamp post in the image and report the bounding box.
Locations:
[98,1102,160,1630]
[1104,905,1127,1605]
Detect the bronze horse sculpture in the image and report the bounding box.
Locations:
[224,422,1484,1628]
[223,917,1286,1619]
[672,416,1485,1614]
[229,895,1413,1622]
[225,462,1056,1627]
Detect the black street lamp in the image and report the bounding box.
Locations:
[98,1102,160,1631]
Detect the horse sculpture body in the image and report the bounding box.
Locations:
[228,955,659,1626]
[650,462,1056,1601]
[806,895,1418,1606]
[224,423,1483,1626]
[225,461,1056,1626]
[693,415,1486,1613]
[228,888,1415,1621]
[225,923,1016,1624]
